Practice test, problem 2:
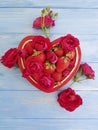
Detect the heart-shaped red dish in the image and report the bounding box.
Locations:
[18,35,81,93]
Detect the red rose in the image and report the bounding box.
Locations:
[46,52,58,63]
[33,15,55,28]
[39,75,54,89]
[44,15,55,27]
[33,17,41,28]
[81,63,95,79]
[63,69,70,77]
[0,48,18,68]
[58,88,83,112]
[33,36,51,51]
[24,58,43,76]
[61,34,80,52]
[22,69,31,78]
[18,49,28,58]
[22,68,43,82]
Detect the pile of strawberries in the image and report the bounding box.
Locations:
[20,34,79,88]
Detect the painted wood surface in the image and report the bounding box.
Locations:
[0,0,98,129]
[0,0,98,8]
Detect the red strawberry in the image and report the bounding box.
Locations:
[24,42,34,55]
[52,72,62,81]
[44,62,56,74]
[66,51,75,60]
[34,53,46,63]
[26,51,46,63]
[54,47,64,57]
[32,50,46,63]
[56,57,70,73]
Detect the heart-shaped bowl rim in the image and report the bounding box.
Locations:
[18,36,81,93]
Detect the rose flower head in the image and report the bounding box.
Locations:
[0,48,18,68]
[39,75,54,89]
[58,88,83,112]
[33,15,55,28]
[46,51,58,63]
[81,63,95,79]
[61,34,80,52]
[33,6,58,38]
[33,36,51,51]
[23,58,43,78]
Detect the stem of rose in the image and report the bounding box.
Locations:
[70,77,88,86]
[41,16,50,38]
[42,27,50,38]
[70,81,75,86]
[76,78,88,82]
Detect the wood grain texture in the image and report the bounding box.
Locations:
[0,0,98,129]
[0,119,98,130]
[0,63,97,90]
[0,8,98,35]
[0,34,98,62]
[0,0,98,8]
[0,90,98,118]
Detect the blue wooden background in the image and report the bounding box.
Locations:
[0,0,98,129]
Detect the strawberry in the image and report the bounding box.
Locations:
[56,57,70,73]
[34,53,46,63]
[44,62,56,74]
[24,42,34,55]
[54,47,64,57]
[32,50,46,63]
[66,51,75,60]
[52,72,62,81]
[26,51,46,63]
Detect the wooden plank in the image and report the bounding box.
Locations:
[0,0,98,130]
[0,8,98,35]
[0,119,98,130]
[0,34,97,91]
[0,34,98,62]
[0,90,98,118]
[0,62,97,90]
[0,0,98,8]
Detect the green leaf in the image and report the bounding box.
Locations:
[54,13,58,20]
[45,6,50,13]
[41,9,47,16]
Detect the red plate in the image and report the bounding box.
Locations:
[18,36,81,93]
